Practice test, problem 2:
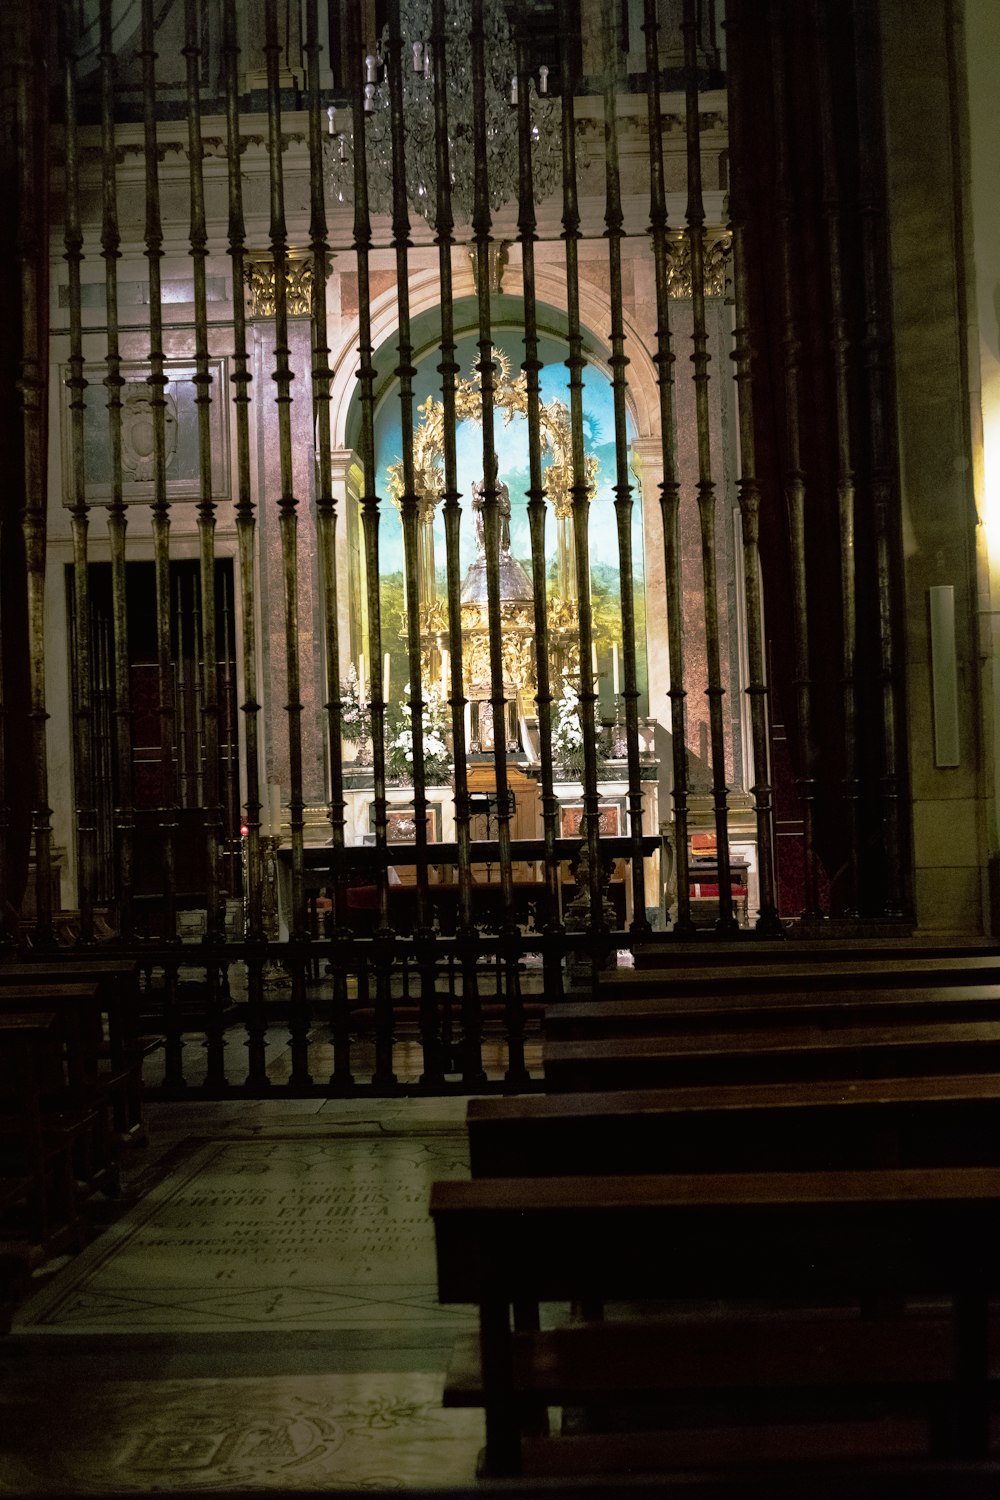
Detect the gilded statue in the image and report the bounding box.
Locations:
[471,460,511,555]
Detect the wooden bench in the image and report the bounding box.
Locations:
[432,1168,1000,1476]
[545,984,1000,1040]
[0,1011,95,1256]
[596,954,1000,999]
[0,1177,38,1329]
[0,958,146,1138]
[466,1074,1000,1178]
[632,936,999,969]
[455,1077,1000,1431]
[543,1020,1000,1092]
[0,982,123,1200]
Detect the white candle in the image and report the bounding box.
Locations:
[268,783,282,836]
[383,652,391,704]
[440,647,449,693]
[358,650,366,701]
[592,642,599,682]
[612,641,620,696]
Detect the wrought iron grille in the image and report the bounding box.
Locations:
[0,0,910,1097]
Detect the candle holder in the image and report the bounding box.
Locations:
[260,831,292,992]
[260,833,282,944]
[611,694,628,758]
[353,727,373,766]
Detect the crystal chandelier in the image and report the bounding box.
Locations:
[325,0,559,224]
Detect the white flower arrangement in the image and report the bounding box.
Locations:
[340,663,372,740]
[551,671,609,776]
[386,682,452,784]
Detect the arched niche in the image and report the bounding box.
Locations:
[330,284,654,722]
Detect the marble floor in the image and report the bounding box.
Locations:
[0,1098,488,1494]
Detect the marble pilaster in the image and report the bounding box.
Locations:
[254,322,327,805]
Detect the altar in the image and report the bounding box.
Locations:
[313,756,665,930]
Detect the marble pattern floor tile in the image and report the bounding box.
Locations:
[0,1372,485,1493]
[15,1135,473,1336]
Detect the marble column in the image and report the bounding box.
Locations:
[253,322,327,806]
[631,435,674,830]
[330,448,363,680]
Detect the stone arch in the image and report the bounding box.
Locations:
[325,258,663,454]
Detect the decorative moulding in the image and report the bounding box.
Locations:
[61,357,230,506]
[244,252,318,320]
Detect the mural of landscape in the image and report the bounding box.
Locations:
[371,330,649,712]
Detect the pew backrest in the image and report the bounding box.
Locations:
[466,1075,1000,1177]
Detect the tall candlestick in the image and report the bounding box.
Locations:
[612,641,619,697]
[383,652,391,704]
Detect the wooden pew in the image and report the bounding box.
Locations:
[0,982,122,1202]
[545,984,1000,1041]
[0,1012,94,1256]
[0,1179,37,1331]
[631,936,999,969]
[0,958,146,1138]
[465,1075,1000,1178]
[452,1078,1000,1427]
[432,1168,1000,1477]
[543,1020,1000,1092]
[595,954,1000,1000]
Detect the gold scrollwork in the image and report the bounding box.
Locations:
[244,255,316,319]
[419,599,450,634]
[547,595,580,633]
[384,348,598,518]
[665,232,733,300]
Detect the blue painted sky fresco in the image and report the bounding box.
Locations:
[372,330,643,586]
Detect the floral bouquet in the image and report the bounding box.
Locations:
[385,681,452,784]
[340,663,373,747]
[550,671,609,777]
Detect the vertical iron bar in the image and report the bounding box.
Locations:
[141,0,178,943]
[264,0,311,1086]
[471,0,526,1082]
[644,0,693,935]
[175,580,188,806]
[15,2,52,945]
[62,0,97,945]
[100,0,134,942]
[725,0,782,934]
[191,584,205,807]
[771,13,821,921]
[219,572,238,897]
[304,0,352,1088]
[682,0,735,932]
[813,0,860,914]
[515,5,563,995]
[558,0,606,982]
[602,0,651,938]
[183,0,222,943]
[222,0,263,960]
[385,0,441,1084]
[348,0,396,1087]
[854,0,906,918]
[96,617,114,901]
[0,515,6,940]
[432,0,484,1084]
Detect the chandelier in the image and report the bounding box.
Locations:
[324,0,559,225]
